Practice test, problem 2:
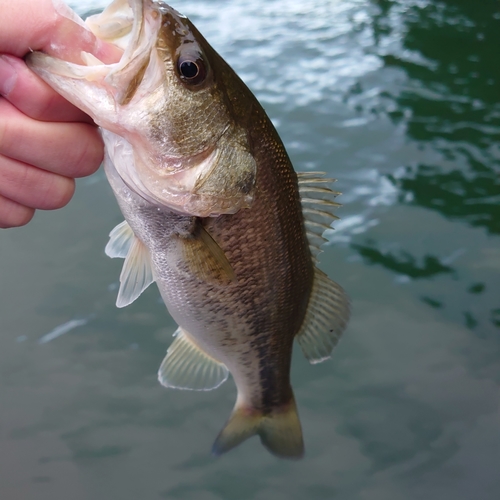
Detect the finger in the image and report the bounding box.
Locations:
[0,154,75,210]
[0,194,35,229]
[47,0,123,63]
[0,0,122,64]
[0,98,103,178]
[0,54,93,123]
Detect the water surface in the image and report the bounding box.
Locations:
[1,1,499,499]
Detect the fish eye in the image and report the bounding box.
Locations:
[177,54,207,86]
[179,60,199,79]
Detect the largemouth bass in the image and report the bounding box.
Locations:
[27,0,350,459]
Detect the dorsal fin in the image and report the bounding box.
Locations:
[298,172,341,261]
[296,267,350,364]
[158,327,229,391]
[105,221,155,308]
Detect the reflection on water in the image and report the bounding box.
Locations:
[393,164,500,235]
[345,0,500,338]
[382,0,500,235]
[1,0,499,499]
[352,242,454,279]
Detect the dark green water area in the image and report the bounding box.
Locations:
[1,0,499,498]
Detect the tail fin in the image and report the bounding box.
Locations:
[212,396,304,459]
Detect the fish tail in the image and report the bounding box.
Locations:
[212,394,304,459]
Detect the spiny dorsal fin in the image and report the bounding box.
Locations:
[158,327,229,391]
[105,221,154,308]
[179,225,236,285]
[296,267,350,364]
[105,220,134,258]
[298,172,341,260]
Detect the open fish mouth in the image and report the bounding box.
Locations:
[26,0,163,124]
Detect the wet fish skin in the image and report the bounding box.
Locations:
[26,0,350,459]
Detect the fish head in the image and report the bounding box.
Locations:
[27,0,257,217]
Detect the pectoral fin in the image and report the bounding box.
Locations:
[116,237,154,308]
[179,225,236,285]
[158,327,229,391]
[105,220,134,258]
[296,267,350,364]
[105,221,155,308]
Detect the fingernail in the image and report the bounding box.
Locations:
[0,55,18,97]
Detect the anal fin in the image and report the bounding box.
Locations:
[296,267,350,364]
[158,327,229,391]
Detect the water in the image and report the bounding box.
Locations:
[1,0,499,498]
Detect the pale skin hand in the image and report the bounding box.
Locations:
[0,0,121,228]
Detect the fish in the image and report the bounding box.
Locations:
[26,0,350,459]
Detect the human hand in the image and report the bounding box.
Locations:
[0,0,120,228]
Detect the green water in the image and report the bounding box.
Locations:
[1,0,499,498]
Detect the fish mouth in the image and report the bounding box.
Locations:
[26,0,163,125]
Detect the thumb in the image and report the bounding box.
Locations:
[0,0,121,64]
